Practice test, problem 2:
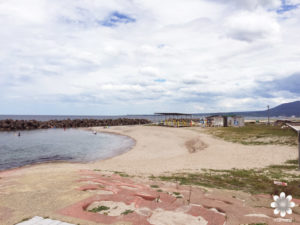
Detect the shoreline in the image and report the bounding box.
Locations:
[1,125,298,177]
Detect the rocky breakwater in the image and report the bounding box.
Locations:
[0,118,151,131]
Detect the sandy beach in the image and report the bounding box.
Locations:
[90,126,297,175]
[0,125,298,225]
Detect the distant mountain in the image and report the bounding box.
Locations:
[264,101,300,117]
[243,101,300,117]
[195,101,300,117]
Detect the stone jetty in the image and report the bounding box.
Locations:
[0,118,150,131]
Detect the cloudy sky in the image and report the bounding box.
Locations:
[0,0,300,115]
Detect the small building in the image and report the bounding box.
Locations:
[206,115,224,127]
[205,115,244,127]
[225,115,244,127]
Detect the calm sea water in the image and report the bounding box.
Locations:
[0,129,134,171]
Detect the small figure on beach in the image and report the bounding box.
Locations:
[93,131,97,135]
[18,132,21,137]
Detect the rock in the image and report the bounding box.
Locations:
[0,118,151,131]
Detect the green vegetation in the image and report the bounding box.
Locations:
[152,163,300,198]
[285,159,298,164]
[205,123,297,146]
[173,192,181,196]
[150,184,159,188]
[88,205,110,213]
[249,223,267,225]
[268,164,298,170]
[121,209,134,215]
[113,171,130,177]
[157,189,163,192]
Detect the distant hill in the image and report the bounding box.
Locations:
[264,101,300,117]
[196,101,300,117]
[243,101,300,117]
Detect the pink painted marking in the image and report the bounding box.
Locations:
[59,170,226,225]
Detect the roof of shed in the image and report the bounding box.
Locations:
[154,113,193,116]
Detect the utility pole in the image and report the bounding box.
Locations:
[267,105,270,125]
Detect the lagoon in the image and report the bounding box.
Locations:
[0,128,134,171]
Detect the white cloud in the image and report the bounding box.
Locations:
[286,0,300,5]
[0,0,299,115]
[212,0,281,10]
[225,10,280,42]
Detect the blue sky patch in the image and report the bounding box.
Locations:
[101,11,136,27]
[277,0,299,13]
[154,79,166,83]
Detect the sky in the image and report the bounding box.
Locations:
[0,0,300,115]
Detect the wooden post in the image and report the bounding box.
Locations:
[267,105,270,125]
[298,131,300,171]
[188,185,192,205]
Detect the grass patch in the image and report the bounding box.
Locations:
[121,209,134,215]
[205,123,297,146]
[150,184,159,188]
[113,171,130,177]
[157,189,163,192]
[88,205,110,213]
[285,159,298,165]
[268,164,298,170]
[249,223,267,225]
[154,164,300,198]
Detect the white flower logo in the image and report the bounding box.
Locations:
[271,192,295,217]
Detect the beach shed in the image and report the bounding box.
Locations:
[225,115,245,127]
[206,115,224,127]
[205,115,245,127]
